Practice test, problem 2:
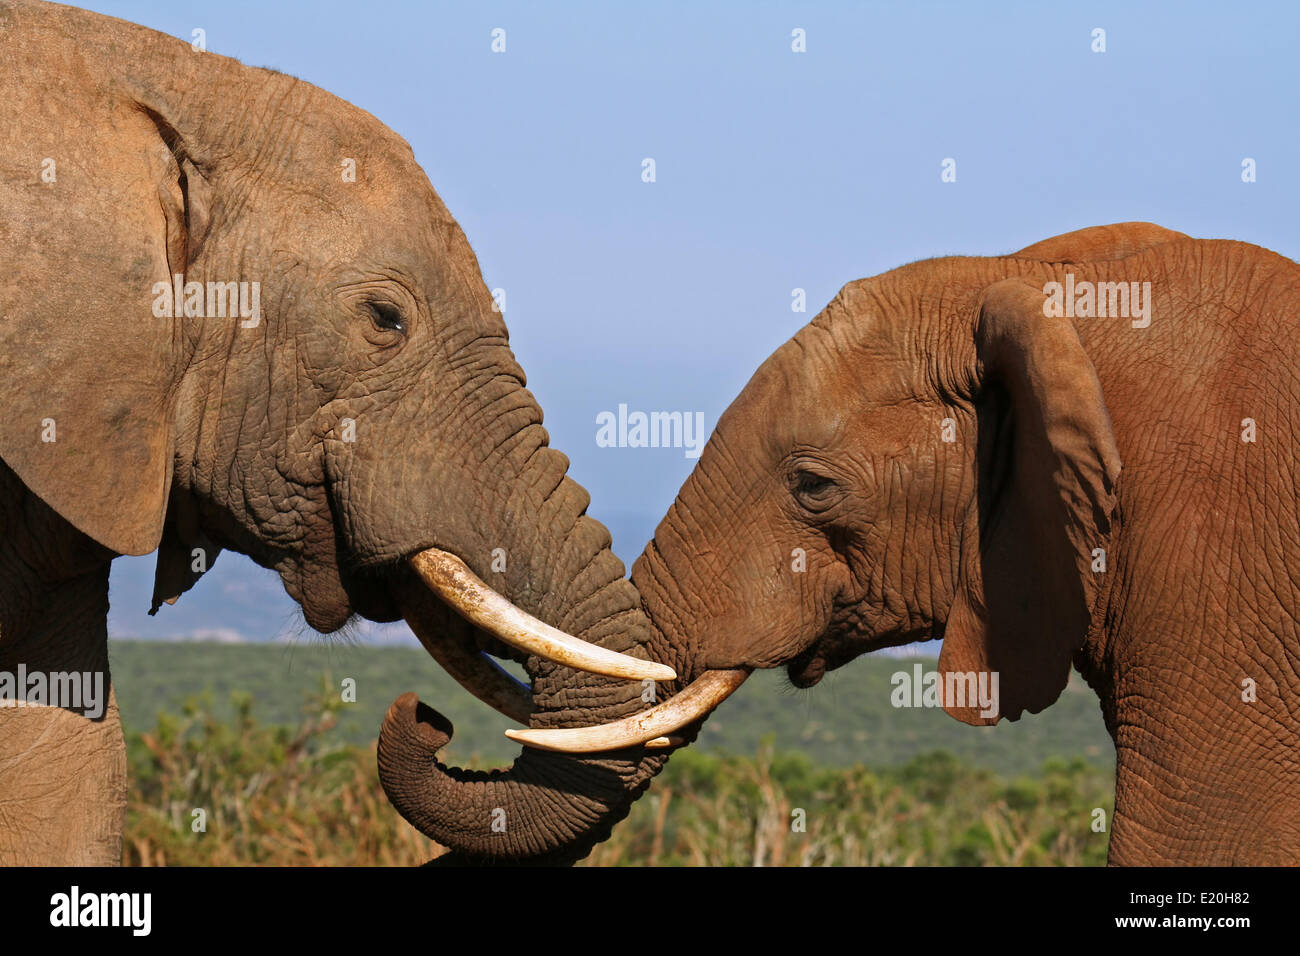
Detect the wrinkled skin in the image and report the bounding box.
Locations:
[0,0,678,865]
[629,221,1300,865]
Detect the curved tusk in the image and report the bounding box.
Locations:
[505,668,749,753]
[399,586,535,724]
[410,549,677,683]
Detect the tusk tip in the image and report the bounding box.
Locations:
[640,662,677,682]
[411,547,678,684]
[504,726,660,754]
[502,668,749,754]
[504,728,559,751]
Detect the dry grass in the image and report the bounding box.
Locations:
[124,689,1112,866]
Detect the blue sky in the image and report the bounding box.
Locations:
[91,0,1300,641]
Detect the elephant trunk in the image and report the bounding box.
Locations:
[376,444,695,863]
[377,688,672,864]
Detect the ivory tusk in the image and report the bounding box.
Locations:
[505,668,750,753]
[399,584,535,724]
[409,549,677,683]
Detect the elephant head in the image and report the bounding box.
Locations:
[627,249,1126,725]
[0,4,693,865]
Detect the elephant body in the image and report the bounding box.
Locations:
[1041,237,1300,862]
[620,223,1300,865]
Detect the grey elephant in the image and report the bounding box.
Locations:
[383,221,1300,866]
[0,0,675,864]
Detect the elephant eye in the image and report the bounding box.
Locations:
[367,301,407,335]
[791,469,841,512]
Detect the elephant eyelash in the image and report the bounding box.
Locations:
[796,472,835,495]
[790,469,843,512]
[366,301,407,335]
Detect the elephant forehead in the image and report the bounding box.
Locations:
[258,174,481,300]
[230,89,458,258]
[720,341,849,451]
[786,322,917,405]
[715,327,935,466]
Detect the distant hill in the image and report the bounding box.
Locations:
[108,640,1114,777]
[106,511,662,642]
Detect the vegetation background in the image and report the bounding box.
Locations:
[111,640,1115,866]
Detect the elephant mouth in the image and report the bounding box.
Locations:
[393,548,751,752]
[787,648,827,688]
[788,623,937,690]
[786,628,862,689]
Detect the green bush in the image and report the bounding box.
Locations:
[123,689,1114,866]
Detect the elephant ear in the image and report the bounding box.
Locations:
[939,278,1121,725]
[0,104,208,556]
[150,491,222,614]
